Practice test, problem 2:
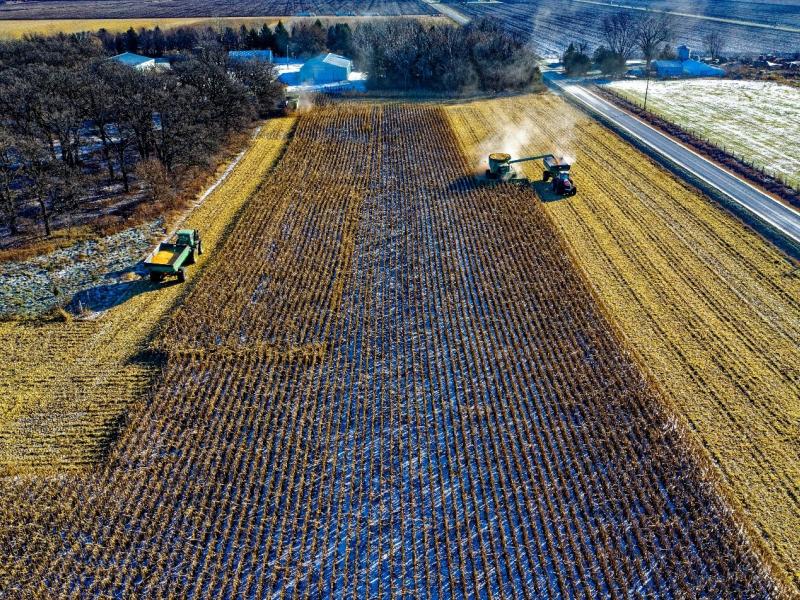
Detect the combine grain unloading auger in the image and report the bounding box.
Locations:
[483,152,577,197]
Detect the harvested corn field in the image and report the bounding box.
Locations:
[0,103,776,597]
[446,93,800,593]
[0,117,295,473]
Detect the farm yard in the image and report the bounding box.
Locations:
[0,117,295,472]
[445,0,800,56]
[446,93,800,593]
[605,79,800,191]
[0,0,435,20]
[0,102,781,597]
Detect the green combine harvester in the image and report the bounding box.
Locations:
[143,229,202,283]
[283,92,300,114]
[483,152,577,197]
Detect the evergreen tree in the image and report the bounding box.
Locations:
[274,21,290,56]
[259,24,275,51]
[124,27,139,53]
[327,23,354,56]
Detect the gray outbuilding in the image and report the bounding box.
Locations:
[299,53,352,85]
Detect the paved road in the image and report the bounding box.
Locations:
[544,74,800,246]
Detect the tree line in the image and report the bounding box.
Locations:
[0,36,283,239]
[355,19,540,92]
[99,20,355,60]
[104,18,538,93]
[563,13,728,76]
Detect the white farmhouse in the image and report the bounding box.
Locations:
[299,53,352,85]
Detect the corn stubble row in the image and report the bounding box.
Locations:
[0,105,777,597]
[446,94,800,593]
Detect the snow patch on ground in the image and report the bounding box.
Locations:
[0,220,164,319]
[606,78,800,189]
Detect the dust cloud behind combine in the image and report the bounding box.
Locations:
[472,102,579,173]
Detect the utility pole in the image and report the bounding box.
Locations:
[643,64,651,111]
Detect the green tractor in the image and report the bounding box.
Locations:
[143,229,203,283]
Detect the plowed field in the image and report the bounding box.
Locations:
[0,104,775,597]
[446,93,800,593]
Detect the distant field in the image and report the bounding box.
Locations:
[0,14,446,38]
[622,0,800,28]
[0,17,209,37]
[607,79,800,190]
[447,0,800,55]
[0,0,435,20]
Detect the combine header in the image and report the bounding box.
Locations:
[483,152,577,197]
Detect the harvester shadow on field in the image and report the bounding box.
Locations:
[66,276,174,314]
[447,173,486,191]
[447,174,574,204]
[531,180,571,203]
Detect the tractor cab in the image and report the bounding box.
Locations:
[552,171,576,196]
[175,229,198,247]
[283,93,300,114]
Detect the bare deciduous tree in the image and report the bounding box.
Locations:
[636,14,674,69]
[703,30,725,60]
[0,128,25,235]
[602,12,638,59]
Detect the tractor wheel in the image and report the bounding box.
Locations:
[177,269,186,283]
[198,240,203,255]
[149,272,163,283]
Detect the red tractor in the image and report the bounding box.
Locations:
[541,155,577,197]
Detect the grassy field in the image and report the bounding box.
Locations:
[0,117,295,473]
[0,102,775,597]
[0,15,448,38]
[446,93,800,593]
[0,17,212,38]
[606,79,800,190]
